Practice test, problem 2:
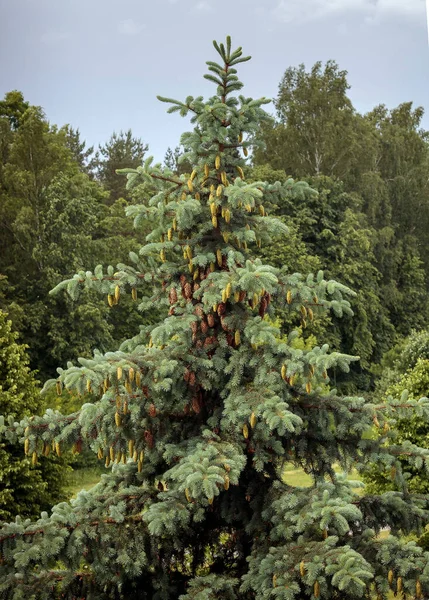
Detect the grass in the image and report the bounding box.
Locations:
[282,463,363,488]
[65,467,103,500]
[66,463,359,500]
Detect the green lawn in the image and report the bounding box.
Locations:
[282,463,363,488]
[65,467,103,500]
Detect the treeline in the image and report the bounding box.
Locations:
[251,60,429,392]
[0,58,428,517]
[0,92,155,382]
[0,92,156,517]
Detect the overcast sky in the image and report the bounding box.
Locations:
[0,0,428,162]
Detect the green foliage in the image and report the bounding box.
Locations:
[0,37,429,600]
[253,60,429,391]
[0,90,29,130]
[164,146,193,176]
[64,126,95,176]
[0,100,152,380]
[249,170,395,391]
[365,331,429,498]
[95,129,149,204]
[254,60,375,181]
[0,311,70,520]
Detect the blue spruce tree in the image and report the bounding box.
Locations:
[1,38,429,599]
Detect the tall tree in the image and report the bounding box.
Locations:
[254,61,376,181]
[64,126,95,176]
[0,90,29,130]
[95,130,148,203]
[164,145,192,175]
[1,38,429,600]
[363,102,429,271]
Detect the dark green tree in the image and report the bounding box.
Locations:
[363,102,429,272]
[0,102,152,379]
[64,126,95,176]
[95,130,148,203]
[254,61,376,182]
[250,169,396,390]
[164,145,193,175]
[252,63,429,386]
[0,311,70,520]
[0,90,30,130]
[1,38,429,600]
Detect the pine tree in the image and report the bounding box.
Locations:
[1,38,429,599]
[164,146,192,175]
[64,126,95,176]
[95,130,148,204]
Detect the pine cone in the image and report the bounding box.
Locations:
[204,335,216,347]
[227,333,234,346]
[201,320,209,335]
[189,371,196,387]
[207,313,215,328]
[192,396,201,413]
[191,321,198,334]
[149,404,157,417]
[168,307,175,316]
[169,287,178,304]
[184,369,190,383]
[217,303,226,316]
[259,298,268,317]
[184,283,192,299]
[179,274,187,286]
[144,430,154,449]
[239,291,247,302]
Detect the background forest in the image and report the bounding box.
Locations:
[0,58,428,522]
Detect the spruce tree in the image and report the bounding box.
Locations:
[1,38,429,599]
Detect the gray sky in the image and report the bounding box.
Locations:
[0,0,428,162]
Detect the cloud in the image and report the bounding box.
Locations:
[376,0,425,18]
[118,19,146,36]
[40,31,71,44]
[193,1,213,11]
[271,0,425,24]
